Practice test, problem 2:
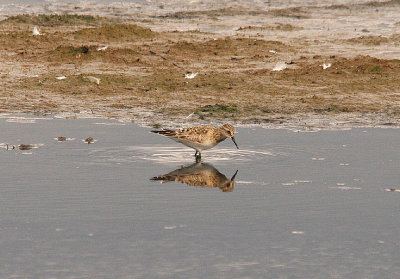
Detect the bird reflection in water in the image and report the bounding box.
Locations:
[150,162,238,192]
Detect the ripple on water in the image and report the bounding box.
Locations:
[131,146,277,164]
[236,180,270,186]
[88,145,278,164]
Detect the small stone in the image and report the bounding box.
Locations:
[18,144,33,150]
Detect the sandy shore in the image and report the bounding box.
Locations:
[0,0,399,129]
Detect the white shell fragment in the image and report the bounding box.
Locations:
[33,26,41,36]
[96,46,108,51]
[185,72,198,79]
[272,61,287,71]
[84,76,101,85]
[322,63,332,69]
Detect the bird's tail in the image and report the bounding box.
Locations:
[151,129,176,137]
[150,175,174,183]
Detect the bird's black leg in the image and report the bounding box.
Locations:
[195,151,201,163]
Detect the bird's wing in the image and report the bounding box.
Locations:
[152,126,216,144]
[175,172,214,187]
[174,126,214,144]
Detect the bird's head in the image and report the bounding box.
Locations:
[221,124,239,149]
[220,170,238,192]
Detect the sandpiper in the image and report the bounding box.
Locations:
[151,162,238,192]
[151,123,238,160]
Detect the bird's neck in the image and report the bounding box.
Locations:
[215,132,227,143]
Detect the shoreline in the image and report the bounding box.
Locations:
[1,111,399,131]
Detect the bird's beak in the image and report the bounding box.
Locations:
[231,136,239,149]
[231,170,238,180]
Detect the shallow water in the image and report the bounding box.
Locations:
[0,115,399,278]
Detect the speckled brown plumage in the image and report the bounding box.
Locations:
[151,162,238,192]
[151,124,238,160]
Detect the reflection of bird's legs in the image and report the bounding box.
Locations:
[5,144,15,150]
[195,151,201,162]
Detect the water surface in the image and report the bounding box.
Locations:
[0,115,399,278]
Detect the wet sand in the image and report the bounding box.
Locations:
[1,115,399,278]
[0,0,400,128]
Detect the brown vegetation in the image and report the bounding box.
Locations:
[237,24,303,32]
[0,11,400,125]
[0,14,116,27]
[73,24,156,42]
[345,36,391,46]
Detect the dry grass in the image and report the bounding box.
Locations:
[0,14,116,27]
[160,8,269,19]
[363,0,400,7]
[169,38,291,57]
[73,24,156,42]
[0,31,61,51]
[160,6,309,19]
[268,7,309,19]
[42,45,142,64]
[237,24,303,31]
[345,35,391,46]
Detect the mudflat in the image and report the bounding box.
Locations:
[1,0,400,128]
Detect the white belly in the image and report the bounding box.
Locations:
[173,138,217,151]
